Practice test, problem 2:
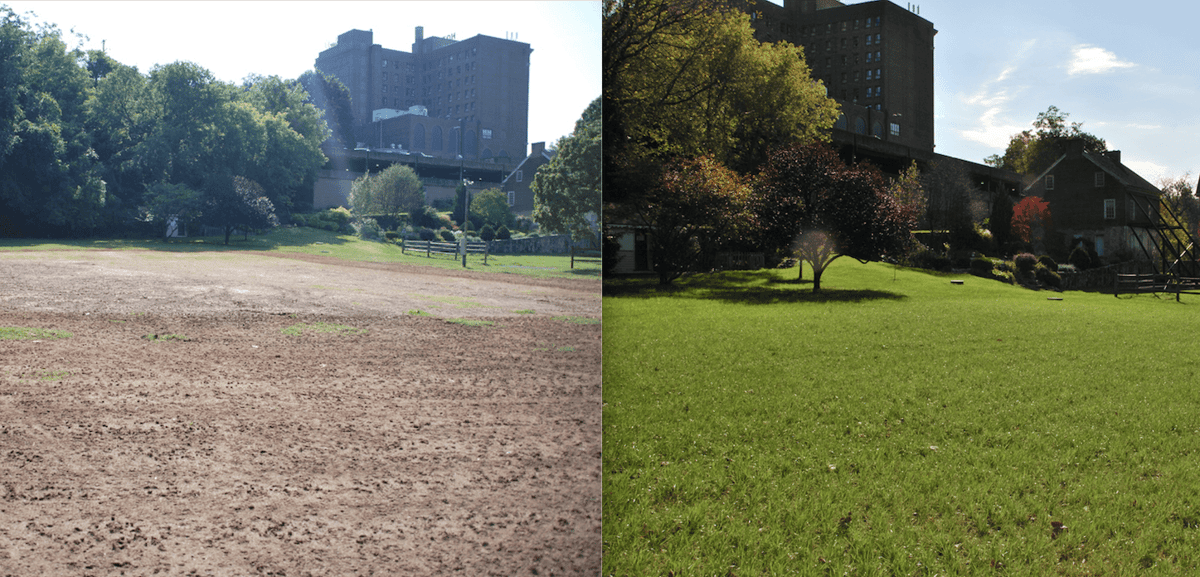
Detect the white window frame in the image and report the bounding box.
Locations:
[1045,175,1055,190]
[516,170,523,183]
[507,191,515,206]
[1095,171,1105,188]
[1104,198,1116,220]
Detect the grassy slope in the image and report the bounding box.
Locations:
[0,227,599,281]
[604,259,1200,576]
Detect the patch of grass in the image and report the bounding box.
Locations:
[32,369,70,381]
[514,309,535,314]
[0,327,73,340]
[446,316,492,326]
[142,333,190,342]
[407,309,433,316]
[604,259,1200,575]
[280,322,367,336]
[0,228,600,280]
[551,315,600,325]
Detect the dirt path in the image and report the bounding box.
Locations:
[0,250,600,575]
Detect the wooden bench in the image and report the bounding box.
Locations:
[570,246,601,269]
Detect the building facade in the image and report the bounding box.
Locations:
[500,141,555,216]
[315,28,531,166]
[1024,139,1161,260]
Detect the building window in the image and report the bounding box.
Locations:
[875,33,881,43]
[866,52,873,62]
[1045,175,1055,190]
[865,35,872,45]
[516,170,523,182]
[1104,199,1116,219]
[876,68,881,78]
[482,128,492,139]
[866,70,873,80]
[855,117,866,134]
[382,59,388,67]
[876,51,882,61]
[1095,172,1105,187]
[507,191,515,206]
[890,122,900,136]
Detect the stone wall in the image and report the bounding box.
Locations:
[1058,261,1148,291]
[487,235,573,255]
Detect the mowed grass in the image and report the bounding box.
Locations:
[604,260,1200,576]
[0,226,599,280]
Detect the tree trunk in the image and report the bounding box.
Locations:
[812,263,824,292]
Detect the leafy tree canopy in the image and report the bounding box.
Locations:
[531,96,600,241]
[604,0,839,204]
[350,163,425,222]
[470,188,516,231]
[984,106,1107,176]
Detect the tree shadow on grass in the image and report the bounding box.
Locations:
[604,270,906,304]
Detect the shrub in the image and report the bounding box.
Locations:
[495,224,511,240]
[384,230,400,241]
[1035,262,1062,288]
[1038,255,1058,270]
[970,257,995,278]
[431,197,454,211]
[1069,245,1092,270]
[326,207,353,227]
[354,217,382,240]
[418,227,436,241]
[439,229,456,242]
[480,224,496,242]
[1014,253,1038,274]
[996,260,1015,273]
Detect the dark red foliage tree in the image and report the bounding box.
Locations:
[627,155,750,285]
[755,143,914,292]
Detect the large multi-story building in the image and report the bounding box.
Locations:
[748,0,935,157]
[315,28,532,166]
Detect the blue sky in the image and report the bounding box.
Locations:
[5,1,601,156]
[767,0,1199,185]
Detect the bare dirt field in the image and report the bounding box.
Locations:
[0,250,601,575]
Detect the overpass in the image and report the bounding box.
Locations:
[312,146,514,210]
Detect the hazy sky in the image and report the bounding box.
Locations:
[765,0,1198,185]
[6,1,601,155]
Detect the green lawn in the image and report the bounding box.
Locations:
[0,226,599,280]
[604,259,1200,576]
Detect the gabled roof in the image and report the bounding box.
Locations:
[501,146,556,187]
[1024,149,1161,198]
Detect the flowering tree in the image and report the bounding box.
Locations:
[1011,196,1052,251]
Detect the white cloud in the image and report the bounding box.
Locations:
[1123,159,1169,183]
[956,66,1024,148]
[1068,45,1135,75]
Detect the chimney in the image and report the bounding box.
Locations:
[1065,137,1086,156]
[1104,150,1121,164]
[415,26,424,43]
[531,141,545,157]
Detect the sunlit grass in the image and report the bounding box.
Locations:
[604,259,1200,576]
[280,322,367,336]
[0,227,600,280]
[0,327,73,340]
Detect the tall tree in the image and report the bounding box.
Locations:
[604,0,839,205]
[531,97,600,240]
[0,12,106,236]
[984,106,1106,176]
[299,69,355,149]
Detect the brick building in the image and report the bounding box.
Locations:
[315,28,531,166]
[500,141,555,216]
[747,0,936,157]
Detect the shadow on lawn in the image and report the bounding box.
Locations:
[604,270,906,304]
